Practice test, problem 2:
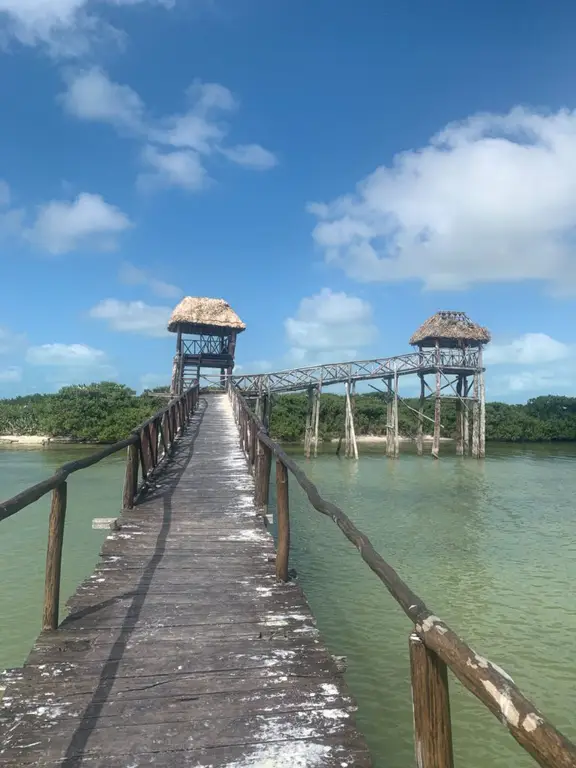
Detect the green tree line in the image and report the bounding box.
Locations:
[267,392,576,443]
[0,383,166,443]
[2,384,576,444]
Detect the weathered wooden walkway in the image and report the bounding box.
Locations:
[0,393,370,767]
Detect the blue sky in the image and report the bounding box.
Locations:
[1,0,576,400]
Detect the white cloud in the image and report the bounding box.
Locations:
[0,0,173,57]
[61,71,277,190]
[26,343,117,385]
[119,261,182,299]
[0,366,22,383]
[27,192,132,254]
[220,144,278,170]
[26,343,108,367]
[60,67,144,131]
[485,333,571,365]
[89,298,171,336]
[285,288,377,364]
[493,370,572,394]
[139,146,208,191]
[310,106,576,293]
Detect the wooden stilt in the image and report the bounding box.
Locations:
[432,343,441,459]
[350,381,359,460]
[463,377,470,455]
[393,369,400,458]
[386,378,393,458]
[479,366,486,459]
[312,384,322,457]
[471,372,480,458]
[305,387,313,459]
[345,381,358,460]
[417,374,425,456]
[455,376,464,456]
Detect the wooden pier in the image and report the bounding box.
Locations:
[0,393,370,767]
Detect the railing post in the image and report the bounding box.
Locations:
[255,440,272,508]
[43,481,68,631]
[275,459,290,582]
[249,421,257,469]
[123,441,140,509]
[409,632,454,768]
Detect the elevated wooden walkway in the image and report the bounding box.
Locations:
[0,394,370,767]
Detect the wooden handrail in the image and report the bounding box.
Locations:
[0,384,199,631]
[229,383,576,768]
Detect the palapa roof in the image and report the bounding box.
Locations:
[168,297,246,334]
[409,311,491,347]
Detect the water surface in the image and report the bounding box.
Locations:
[1,442,575,768]
[283,442,576,768]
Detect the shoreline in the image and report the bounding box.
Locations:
[0,435,99,447]
[330,435,453,444]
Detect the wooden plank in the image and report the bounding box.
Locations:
[0,394,371,767]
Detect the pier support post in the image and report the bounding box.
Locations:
[479,368,486,459]
[463,377,470,455]
[432,347,441,459]
[304,387,314,459]
[471,372,480,458]
[409,633,454,768]
[393,370,400,458]
[345,381,359,460]
[416,374,425,456]
[455,376,464,456]
[386,378,393,458]
[312,384,322,457]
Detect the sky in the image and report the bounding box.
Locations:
[2,0,576,400]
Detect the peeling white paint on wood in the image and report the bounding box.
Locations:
[481,680,520,727]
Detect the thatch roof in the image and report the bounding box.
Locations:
[168,297,246,333]
[409,311,490,347]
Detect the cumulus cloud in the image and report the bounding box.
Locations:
[310,106,576,293]
[26,193,132,254]
[26,342,108,367]
[119,261,182,299]
[89,298,171,336]
[485,333,571,365]
[139,146,208,191]
[285,288,377,364]
[60,71,277,190]
[220,144,278,170]
[60,67,145,131]
[0,0,173,57]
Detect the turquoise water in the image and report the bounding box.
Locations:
[0,446,125,670]
[284,443,576,768]
[1,442,575,767]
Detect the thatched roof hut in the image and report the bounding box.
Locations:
[409,311,490,348]
[168,297,246,335]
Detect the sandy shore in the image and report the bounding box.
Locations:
[331,435,453,444]
[0,435,51,446]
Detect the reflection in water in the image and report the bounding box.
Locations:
[282,443,576,768]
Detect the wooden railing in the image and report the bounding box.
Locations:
[0,385,199,632]
[228,383,576,768]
